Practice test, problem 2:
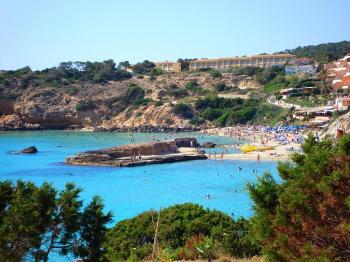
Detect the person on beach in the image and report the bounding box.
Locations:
[257,154,260,163]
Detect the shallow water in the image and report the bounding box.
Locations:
[0,130,279,260]
[0,131,279,220]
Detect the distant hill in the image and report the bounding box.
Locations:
[280,40,350,63]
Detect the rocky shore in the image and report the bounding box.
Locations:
[66,138,206,167]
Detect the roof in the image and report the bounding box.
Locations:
[154,61,179,65]
[190,54,296,63]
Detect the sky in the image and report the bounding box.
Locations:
[1,0,350,70]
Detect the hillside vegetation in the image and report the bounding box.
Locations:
[282,40,350,63]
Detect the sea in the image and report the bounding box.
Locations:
[0,130,279,261]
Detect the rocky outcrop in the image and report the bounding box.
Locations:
[201,142,216,148]
[0,114,41,130]
[20,146,38,154]
[66,138,206,167]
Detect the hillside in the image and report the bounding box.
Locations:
[3,40,349,131]
[0,67,267,131]
[281,40,350,63]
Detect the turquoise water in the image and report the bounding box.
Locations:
[0,131,279,221]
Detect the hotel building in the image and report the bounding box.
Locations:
[189,54,296,70]
[154,61,182,73]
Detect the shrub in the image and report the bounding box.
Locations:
[132,60,155,75]
[66,86,79,95]
[202,107,222,121]
[185,81,207,95]
[173,103,194,119]
[104,203,259,261]
[210,70,222,78]
[215,83,231,92]
[133,98,151,107]
[165,88,188,98]
[76,100,96,111]
[155,101,163,107]
[122,84,145,104]
[248,135,350,261]
[189,116,205,126]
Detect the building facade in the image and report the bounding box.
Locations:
[189,54,296,70]
[326,53,350,93]
[285,65,317,76]
[154,62,181,73]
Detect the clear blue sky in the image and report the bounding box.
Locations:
[1,0,350,70]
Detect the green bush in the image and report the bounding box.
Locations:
[202,107,222,121]
[173,103,194,118]
[76,100,96,111]
[104,203,259,261]
[66,86,79,95]
[215,83,232,92]
[248,135,350,261]
[210,70,222,78]
[166,88,188,98]
[133,98,152,107]
[132,60,155,75]
[185,81,208,95]
[122,84,145,104]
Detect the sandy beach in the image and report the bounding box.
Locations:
[201,126,305,162]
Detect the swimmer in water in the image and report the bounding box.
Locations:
[238,166,242,171]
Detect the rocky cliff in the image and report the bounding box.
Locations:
[0,72,260,131]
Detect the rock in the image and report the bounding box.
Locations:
[201,142,216,148]
[20,146,38,154]
[174,137,199,147]
[66,138,206,167]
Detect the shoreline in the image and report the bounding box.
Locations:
[201,126,304,162]
[1,125,303,163]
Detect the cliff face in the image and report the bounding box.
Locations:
[0,73,259,130]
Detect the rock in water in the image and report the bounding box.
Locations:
[202,142,216,148]
[174,137,199,147]
[66,138,206,167]
[20,146,38,154]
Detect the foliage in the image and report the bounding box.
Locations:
[117,61,131,69]
[248,135,350,261]
[194,96,287,126]
[209,70,222,78]
[0,181,112,262]
[76,100,96,111]
[0,60,132,89]
[215,83,233,92]
[202,107,222,121]
[104,203,259,261]
[172,103,194,119]
[189,116,205,125]
[132,60,156,75]
[283,40,350,63]
[165,88,189,98]
[227,66,263,76]
[177,58,195,71]
[185,81,208,95]
[194,97,244,111]
[121,84,145,105]
[255,66,285,85]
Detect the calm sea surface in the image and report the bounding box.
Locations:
[0,130,279,221]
